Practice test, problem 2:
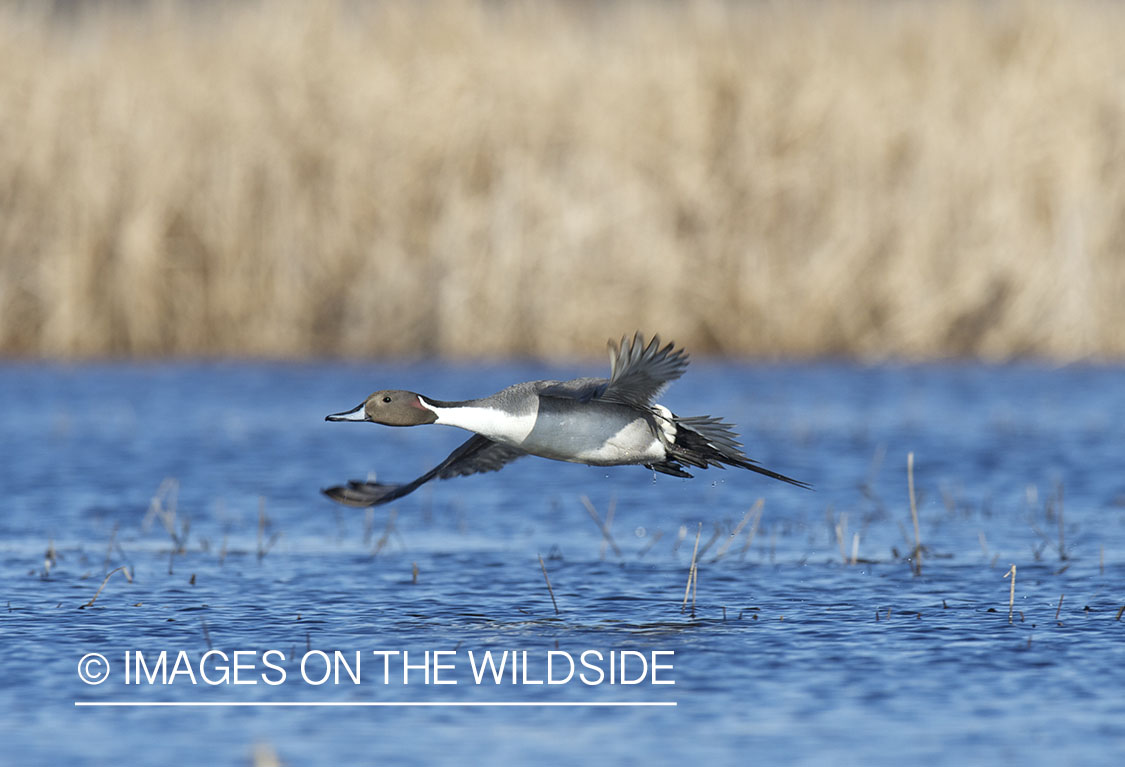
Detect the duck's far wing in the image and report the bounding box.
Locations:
[537,377,608,403]
[599,332,689,407]
[322,435,526,507]
[435,435,527,479]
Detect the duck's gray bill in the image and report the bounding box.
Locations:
[326,403,367,422]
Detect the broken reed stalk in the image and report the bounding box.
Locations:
[1004,564,1017,624]
[697,524,723,559]
[851,532,860,566]
[739,504,765,560]
[104,523,118,571]
[835,512,848,565]
[257,497,267,560]
[372,509,397,556]
[691,556,698,616]
[43,538,58,577]
[600,496,617,561]
[908,452,922,575]
[712,499,764,562]
[82,566,132,608]
[538,554,559,615]
[363,508,375,545]
[1056,483,1067,560]
[147,478,189,553]
[580,495,622,558]
[637,529,664,558]
[682,523,702,614]
[1055,593,1064,622]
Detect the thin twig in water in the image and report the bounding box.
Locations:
[257,497,280,560]
[908,452,922,576]
[682,523,702,614]
[580,495,622,558]
[1003,564,1017,625]
[712,500,763,563]
[835,512,848,565]
[43,538,58,578]
[1055,594,1064,622]
[104,523,118,571]
[860,445,887,515]
[538,554,559,615]
[637,529,664,558]
[691,559,698,618]
[364,508,375,546]
[372,509,398,556]
[738,504,766,561]
[600,496,617,560]
[697,523,723,559]
[1056,482,1067,561]
[672,525,688,553]
[148,478,190,553]
[81,566,132,608]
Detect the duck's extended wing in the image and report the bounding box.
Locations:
[599,333,689,407]
[536,334,689,407]
[323,435,526,507]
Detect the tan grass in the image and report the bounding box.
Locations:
[2,0,1124,359]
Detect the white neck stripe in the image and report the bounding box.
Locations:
[428,403,537,443]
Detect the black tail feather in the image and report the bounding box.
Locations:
[666,415,812,490]
[720,454,812,489]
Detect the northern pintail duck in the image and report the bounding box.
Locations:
[323,333,809,506]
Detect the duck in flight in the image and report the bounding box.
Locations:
[323,333,809,507]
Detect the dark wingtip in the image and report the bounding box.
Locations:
[323,479,420,507]
[322,484,382,507]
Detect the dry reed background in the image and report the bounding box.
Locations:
[1,0,1124,360]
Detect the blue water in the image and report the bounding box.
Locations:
[3,361,1124,765]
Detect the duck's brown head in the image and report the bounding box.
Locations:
[326,390,437,427]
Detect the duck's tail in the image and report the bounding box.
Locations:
[646,415,812,489]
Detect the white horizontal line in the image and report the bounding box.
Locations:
[75,701,676,708]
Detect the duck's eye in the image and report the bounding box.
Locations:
[382,396,392,403]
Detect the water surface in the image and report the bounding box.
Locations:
[3,361,1123,765]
